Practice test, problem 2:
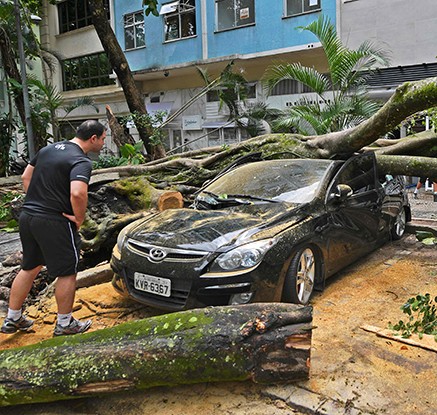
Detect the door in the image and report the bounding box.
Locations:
[325,153,382,274]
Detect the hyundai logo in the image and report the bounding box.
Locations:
[149,248,167,262]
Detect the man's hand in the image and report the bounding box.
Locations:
[62,213,82,229]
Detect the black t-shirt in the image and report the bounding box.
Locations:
[22,141,92,219]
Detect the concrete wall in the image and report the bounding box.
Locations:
[339,0,437,66]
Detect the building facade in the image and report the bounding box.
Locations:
[40,0,334,153]
[38,0,437,155]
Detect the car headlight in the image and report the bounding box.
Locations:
[209,239,276,273]
[116,219,143,252]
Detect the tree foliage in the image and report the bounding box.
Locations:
[263,15,390,134]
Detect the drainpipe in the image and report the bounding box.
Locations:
[201,0,208,60]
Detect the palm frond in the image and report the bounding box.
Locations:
[195,66,212,85]
[298,15,346,77]
[64,97,99,115]
[263,62,330,97]
[273,101,329,135]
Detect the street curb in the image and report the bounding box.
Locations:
[406,218,437,236]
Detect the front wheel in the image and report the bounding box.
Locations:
[391,207,406,240]
[282,247,318,305]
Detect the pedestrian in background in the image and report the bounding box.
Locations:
[413,177,437,201]
[1,120,106,336]
[413,177,427,199]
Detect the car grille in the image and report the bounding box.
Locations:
[124,240,211,309]
[127,240,208,263]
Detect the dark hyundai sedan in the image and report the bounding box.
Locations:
[110,153,410,310]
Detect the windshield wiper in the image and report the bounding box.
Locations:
[202,191,251,203]
[195,191,251,208]
[225,193,280,203]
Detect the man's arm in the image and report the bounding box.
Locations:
[63,180,88,229]
[21,165,34,192]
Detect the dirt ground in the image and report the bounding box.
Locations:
[1,232,436,415]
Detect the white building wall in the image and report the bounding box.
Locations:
[339,0,437,66]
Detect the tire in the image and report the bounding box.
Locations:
[283,247,318,305]
[391,206,406,240]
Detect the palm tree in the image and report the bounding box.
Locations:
[27,78,98,145]
[263,15,390,135]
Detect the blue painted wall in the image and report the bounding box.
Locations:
[113,0,336,72]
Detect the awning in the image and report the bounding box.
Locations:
[202,121,236,129]
[159,1,179,15]
[146,102,173,125]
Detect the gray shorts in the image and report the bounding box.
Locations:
[19,212,81,277]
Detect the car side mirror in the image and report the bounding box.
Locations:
[330,184,353,201]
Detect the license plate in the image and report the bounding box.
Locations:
[134,272,171,297]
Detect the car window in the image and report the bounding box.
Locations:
[204,159,334,203]
[330,154,376,195]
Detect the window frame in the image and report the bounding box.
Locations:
[162,0,197,43]
[62,52,115,91]
[215,0,256,32]
[284,0,321,18]
[57,0,110,34]
[124,10,146,50]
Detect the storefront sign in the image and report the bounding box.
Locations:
[182,115,202,130]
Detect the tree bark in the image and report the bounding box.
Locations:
[0,27,26,126]
[105,105,136,148]
[305,77,437,157]
[88,0,153,153]
[89,0,166,159]
[0,303,312,407]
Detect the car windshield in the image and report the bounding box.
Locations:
[203,159,334,204]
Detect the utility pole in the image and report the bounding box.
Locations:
[14,0,35,159]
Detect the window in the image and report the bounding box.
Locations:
[58,0,110,34]
[207,90,220,102]
[62,53,115,91]
[206,125,246,147]
[332,154,376,195]
[270,79,312,96]
[216,0,255,31]
[160,0,196,42]
[124,11,145,50]
[207,84,256,102]
[285,0,321,17]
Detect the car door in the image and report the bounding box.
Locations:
[324,153,383,274]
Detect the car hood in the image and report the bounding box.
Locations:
[128,203,310,252]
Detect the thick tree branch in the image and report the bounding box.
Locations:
[0,303,312,407]
[373,129,437,156]
[376,154,437,178]
[307,77,437,156]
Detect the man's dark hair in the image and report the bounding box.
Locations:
[76,120,106,140]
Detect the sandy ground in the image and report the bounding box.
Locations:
[1,190,436,414]
[1,233,436,414]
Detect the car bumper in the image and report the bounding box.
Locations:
[110,251,281,311]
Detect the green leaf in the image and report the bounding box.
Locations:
[416,230,435,241]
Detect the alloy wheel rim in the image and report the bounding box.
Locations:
[296,248,315,304]
[395,209,406,236]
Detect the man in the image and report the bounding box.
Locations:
[1,120,106,336]
[413,177,437,201]
[413,177,427,199]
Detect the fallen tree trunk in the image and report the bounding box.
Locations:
[0,303,312,407]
